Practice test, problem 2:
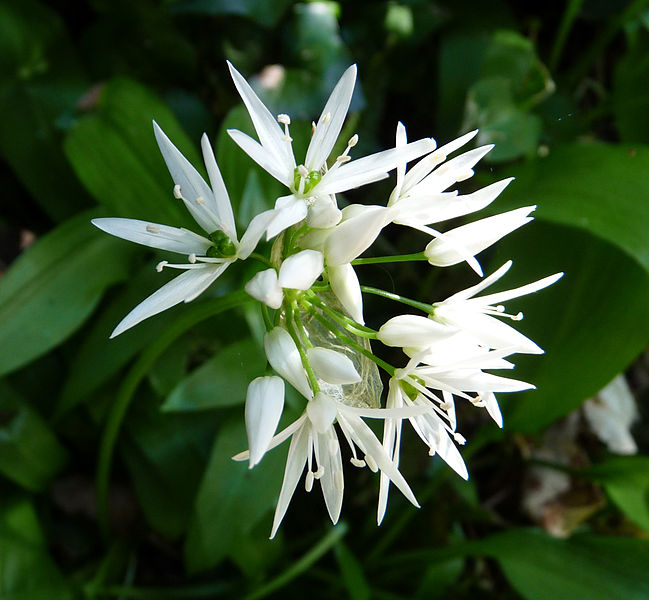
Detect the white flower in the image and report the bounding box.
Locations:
[431,260,563,354]
[245,376,285,468]
[245,249,324,308]
[328,263,364,324]
[423,206,536,276]
[227,62,435,238]
[92,122,274,337]
[377,314,458,348]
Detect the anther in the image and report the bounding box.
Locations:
[156,260,168,272]
[196,196,205,205]
[313,466,325,479]
[173,184,182,199]
[350,457,366,468]
[188,253,197,264]
[277,114,291,125]
[454,432,467,445]
[321,112,331,124]
[305,471,314,492]
[297,165,309,178]
[336,155,351,164]
[428,446,436,456]
[311,121,317,136]
[441,401,453,411]
[512,312,523,321]
[364,454,378,473]
[348,134,359,147]
[145,224,160,233]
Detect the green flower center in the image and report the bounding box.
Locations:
[206,230,237,258]
[401,376,426,401]
[293,167,322,195]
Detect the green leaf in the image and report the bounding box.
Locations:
[65,78,200,228]
[0,0,88,222]
[0,496,72,599]
[499,143,649,274]
[170,0,294,27]
[477,529,649,600]
[0,382,67,491]
[0,211,134,377]
[493,222,649,432]
[162,338,265,412]
[334,542,371,600]
[584,455,649,531]
[184,419,285,572]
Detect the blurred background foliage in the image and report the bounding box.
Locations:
[1,0,649,598]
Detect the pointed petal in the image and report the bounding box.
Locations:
[482,392,503,428]
[111,265,225,337]
[318,138,435,195]
[307,347,361,385]
[245,268,283,309]
[324,206,390,266]
[473,271,564,306]
[245,376,285,467]
[378,380,404,524]
[238,209,277,259]
[153,122,220,234]
[435,426,468,480]
[418,144,494,194]
[266,196,308,239]
[377,315,456,348]
[315,428,344,524]
[227,129,292,185]
[278,249,324,290]
[390,121,408,202]
[227,62,295,179]
[306,195,342,229]
[264,327,312,399]
[201,134,236,240]
[270,422,310,538]
[91,218,212,255]
[305,64,357,170]
[444,261,513,302]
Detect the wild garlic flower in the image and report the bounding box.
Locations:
[94,61,563,537]
[92,122,273,337]
[227,62,434,239]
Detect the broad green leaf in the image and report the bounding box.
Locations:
[121,396,212,539]
[0,382,67,491]
[162,338,265,412]
[583,456,649,531]
[499,142,649,274]
[0,497,72,599]
[0,0,88,222]
[184,419,285,573]
[0,211,134,377]
[65,78,200,228]
[477,529,649,600]
[493,222,649,432]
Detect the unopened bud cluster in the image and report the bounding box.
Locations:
[93,62,562,537]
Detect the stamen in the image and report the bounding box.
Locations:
[348,134,359,147]
[313,466,325,479]
[336,155,351,164]
[441,401,454,411]
[156,260,168,272]
[454,432,466,445]
[311,121,317,136]
[297,165,309,178]
[188,253,197,264]
[277,114,291,125]
[334,470,344,491]
[305,470,314,492]
[321,112,331,124]
[196,196,205,205]
[350,457,366,468]
[146,224,160,233]
[173,184,182,199]
[428,446,436,456]
[364,454,378,473]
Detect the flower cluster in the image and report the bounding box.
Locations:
[93,62,562,537]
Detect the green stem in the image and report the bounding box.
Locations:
[95,290,250,541]
[306,307,395,377]
[305,293,377,338]
[352,252,427,266]
[261,303,273,331]
[549,0,585,72]
[361,286,433,314]
[243,523,348,600]
[284,301,319,394]
[248,252,274,269]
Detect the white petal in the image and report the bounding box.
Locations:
[324,206,390,266]
[110,265,226,337]
[472,271,564,307]
[378,380,404,524]
[306,195,342,229]
[245,376,285,467]
[390,121,408,202]
[434,426,468,480]
[329,263,364,324]
[91,218,212,255]
[264,327,312,399]
[227,62,295,180]
[317,138,435,195]
[444,261,513,302]
[307,347,361,385]
[305,64,357,171]
[306,392,338,434]
[481,392,503,428]
[266,195,308,239]
[153,122,220,234]
[315,427,344,524]
[418,145,494,194]
[227,129,292,185]
[270,420,310,539]
[238,209,277,259]
[278,249,324,290]
[245,269,283,309]
[377,315,456,348]
[201,134,237,240]
[425,206,535,269]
